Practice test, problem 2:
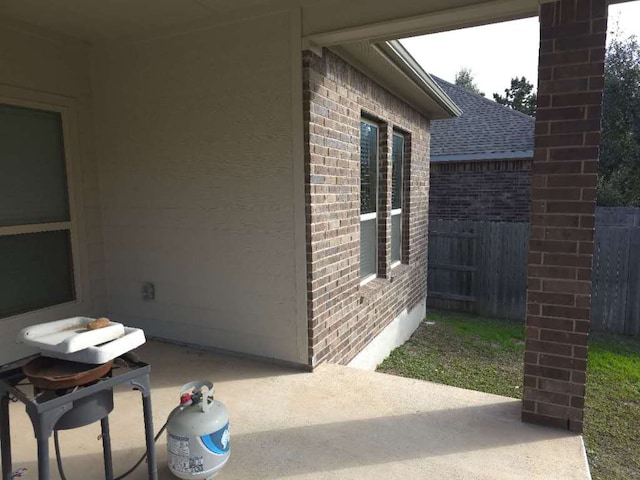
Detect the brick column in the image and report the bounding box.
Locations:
[523,0,607,432]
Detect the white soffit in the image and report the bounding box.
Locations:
[303,0,548,46]
[330,39,461,120]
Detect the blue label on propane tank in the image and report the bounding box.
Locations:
[199,423,230,455]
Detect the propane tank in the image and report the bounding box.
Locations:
[167,381,230,480]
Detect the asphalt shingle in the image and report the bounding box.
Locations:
[430,76,535,160]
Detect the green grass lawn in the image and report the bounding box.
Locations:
[377,310,640,480]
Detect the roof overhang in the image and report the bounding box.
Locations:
[431,150,534,163]
[330,40,461,120]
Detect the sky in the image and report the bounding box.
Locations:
[401,2,640,98]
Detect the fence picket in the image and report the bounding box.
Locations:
[426,211,640,335]
[626,229,640,335]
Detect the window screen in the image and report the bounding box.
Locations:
[0,231,74,318]
[391,133,404,264]
[0,104,69,226]
[360,121,378,215]
[360,120,378,280]
[392,134,404,211]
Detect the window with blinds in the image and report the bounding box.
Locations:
[0,103,76,318]
[360,119,378,283]
[391,133,405,266]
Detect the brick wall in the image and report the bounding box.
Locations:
[303,49,430,366]
[523,0,607,432]
[430,159,532,222]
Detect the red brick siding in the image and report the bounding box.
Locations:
[523,0,607,433]
[303,49,430,366]
[430,160,532,222]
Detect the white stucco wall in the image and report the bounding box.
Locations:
[91,11,307,364]
[0,25,107,363]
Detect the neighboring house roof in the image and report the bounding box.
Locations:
[329,41,461,120]
[429,76,535,162]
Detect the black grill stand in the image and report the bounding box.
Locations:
[0,356,158,480]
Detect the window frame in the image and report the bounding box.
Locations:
[390,131,406,269]
[360,117,380,286]
[0,91,83,318]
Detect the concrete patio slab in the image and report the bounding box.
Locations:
[6,341,590,479]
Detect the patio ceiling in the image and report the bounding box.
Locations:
[1,0,633,45]
[0,0,547,44]
[0,0,278,42]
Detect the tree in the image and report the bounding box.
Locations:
[597,33,640,206]
[493,77,537,116]
[455,68,484,96]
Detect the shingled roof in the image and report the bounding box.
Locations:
[430,76,535,162]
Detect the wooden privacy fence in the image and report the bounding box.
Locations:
[591,225,640,335]
[427,220,529,321]
[427,209,640,335]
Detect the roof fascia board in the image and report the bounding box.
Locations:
[303,0,552,49]
[431,150,534,162]
[377,40,462,117]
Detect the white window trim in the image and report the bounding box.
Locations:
[0,92,83,317]
[361,273,378,286]
[0,222,72,237]
[360,118,379,285]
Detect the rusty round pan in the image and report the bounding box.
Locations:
[22,356,113,390]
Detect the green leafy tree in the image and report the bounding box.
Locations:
[455,68,484,96]
[597,33,640,206]
[493,77,537,116]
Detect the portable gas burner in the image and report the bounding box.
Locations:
[0,318,156,480]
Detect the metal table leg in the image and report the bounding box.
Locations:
[129,372,157,480]
[0,395,11,480]
[141,393,157,480]
[36,436,49,480]
[28,401,72,480]
[101,417,114,480]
